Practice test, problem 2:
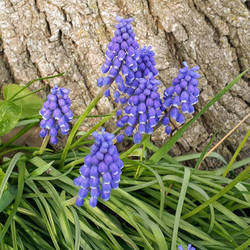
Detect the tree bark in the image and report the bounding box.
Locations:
[0,0,249,164]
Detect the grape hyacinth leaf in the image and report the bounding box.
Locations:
[0,169,4,187]
[0,184,17,213]
[0,100,21,136]
[3,83,43,119]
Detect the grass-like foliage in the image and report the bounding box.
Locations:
[0,68,249,250]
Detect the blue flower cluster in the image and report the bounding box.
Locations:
[137,46,158,77]
[74,128,123,207]
[39,85,73,144]
[97,16,139,93]
[111,46,160,110]
[97,17,201,142]
[116,75,163,144]
[178,244,195,250]
[162,61,200,134]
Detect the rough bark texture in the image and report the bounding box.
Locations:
[0,0,249,165]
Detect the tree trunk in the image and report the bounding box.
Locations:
[0,0,249,165]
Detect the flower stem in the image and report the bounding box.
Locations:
[34,134,50,156]
[70,110,116,149]
[60,86,108,169]
[9,73,64,101]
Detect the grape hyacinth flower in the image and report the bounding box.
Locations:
[39,85,73,144]
[178,244,196,250]
[137,46,158,77]
[97,16,139,90]
[162,61,200,134]
[113,45,159,105]
[74,128,123,207]
[116,74,163,144]
[96,17,160,109]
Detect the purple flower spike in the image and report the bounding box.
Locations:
[162,61,200,133]
[97,17,139,97]
[74,128,123,208]
[39,85,73,144]
[113,74,163,144]
[178,244,196,250]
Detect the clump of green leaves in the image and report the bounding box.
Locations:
[0,70,249,250]
[0,74,62,137]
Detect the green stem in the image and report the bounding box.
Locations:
[120,134,150,159]
[223,129,250,177]
[70,111,115,149]
[62,158,84,170]
[0,146,52,158]
[34,134,50,156]
[64,196,77,207]
[9,73,64,101]
[12,87,46,102]
[134,141,146,178]
[60,86,107,168]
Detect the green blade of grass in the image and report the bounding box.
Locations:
[223,129,250,177]
[40,181,74,249]
[215,157,250,175]
[136,161,165,219]
[195,132,217,169]
[175,152,227,165]
[16,118,40,127]
[213,201,248,229]
[127,213,154,250]
[138,208,168,250]
[0,152,23,199]
[171,168,191,250]
[150,69,249,163]
[16,232,25,250]
[11,219,18,250]
[64,206,105,243]
[83,204,134,249]
[0,146,52,158]
[0,184,17,213]
[182,166,250,220]
[14,215,53,249]
[26,179,60,249]
[70,207,80,250]
[235,238,250,250]
[28,160,54,178]
[120,135,150,159]
[0,160,25,242]
[235,183,250,204]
